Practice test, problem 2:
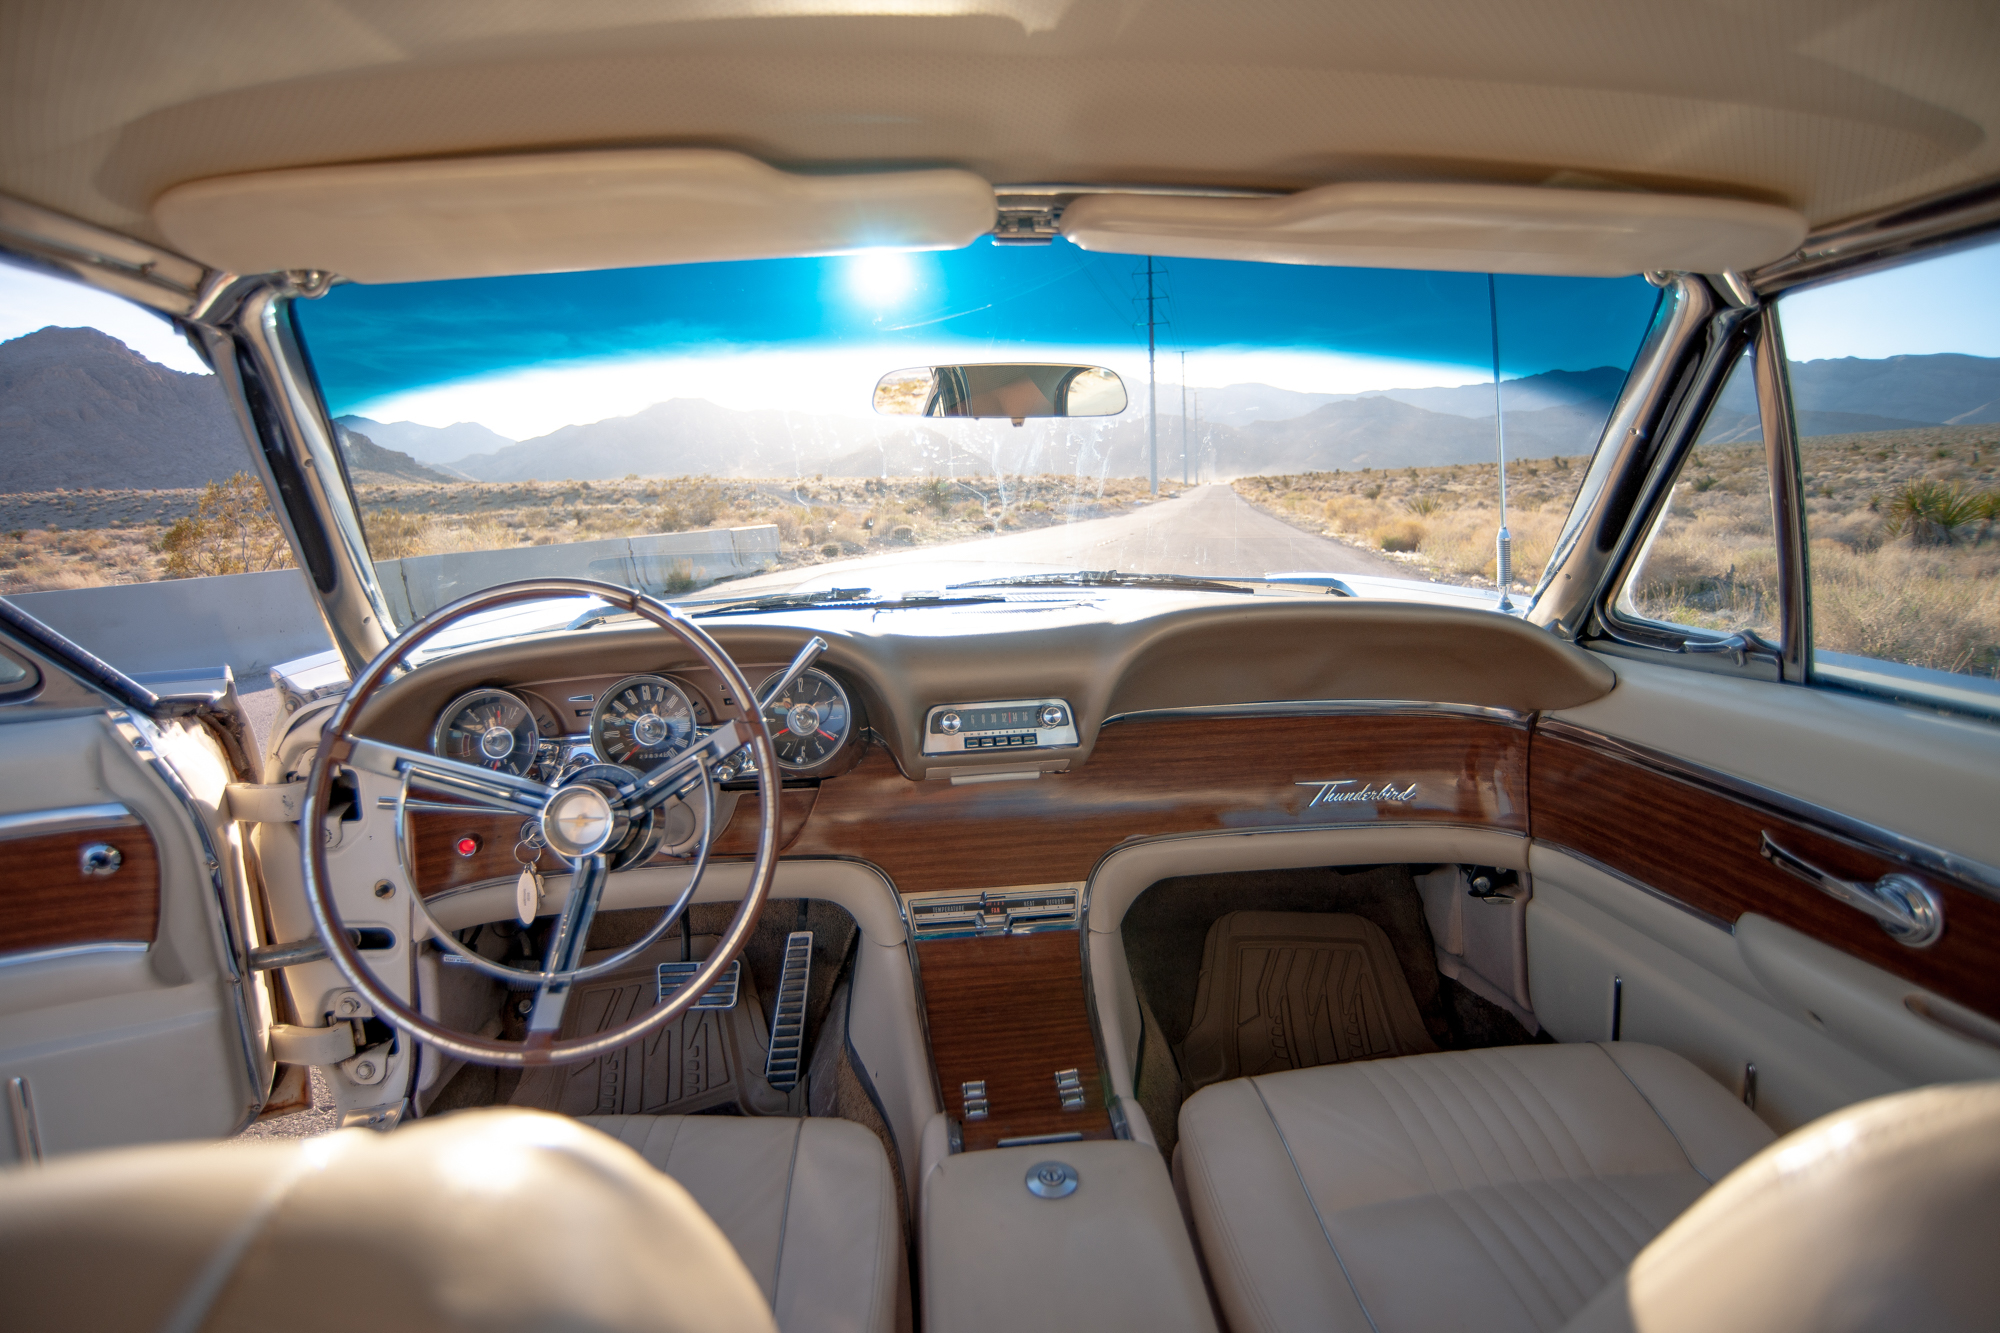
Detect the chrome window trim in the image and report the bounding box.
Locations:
[0,941,150,970]
[0,802,137,839]
[1536,717,2000,904]
[1755,307,1810,682]
[1747,176,2000,299]
[1587,298,1781,676]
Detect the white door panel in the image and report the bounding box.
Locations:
[1734,913,2000,1086]
[1528,851,1904,1135]
[0,709,267,1161]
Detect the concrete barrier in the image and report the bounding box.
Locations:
[11,526,781,679]
[375,526,780,623]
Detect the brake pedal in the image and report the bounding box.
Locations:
[764,931,813,1091]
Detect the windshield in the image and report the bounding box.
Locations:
[290,239,1658,621]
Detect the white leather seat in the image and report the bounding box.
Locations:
[1566,1078,2000,1333]
[1177,1043,1774,1333]
[581,1114,905,1333]
[0,1107,777,1333]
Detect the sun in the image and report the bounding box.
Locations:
[847,250,916,308]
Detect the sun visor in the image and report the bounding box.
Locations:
[152,149,997,283]
[1059,182,1806,277]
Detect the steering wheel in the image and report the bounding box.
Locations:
[301,577,804,1067]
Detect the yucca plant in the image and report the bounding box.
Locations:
[1882,481,1993,546]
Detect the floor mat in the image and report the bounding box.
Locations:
[1177,911,1438,1094]
[508,934,793,1118]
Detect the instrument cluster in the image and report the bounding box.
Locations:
[429,665,858,783]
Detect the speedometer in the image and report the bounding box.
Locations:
[591,674,697,768]
[758,667,852,771]
[431,689,540,777]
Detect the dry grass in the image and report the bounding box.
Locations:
[1234,454,1584,596]
[1236,427,2000,679]
[1627,427,2000,675]
[0,472,1182,596]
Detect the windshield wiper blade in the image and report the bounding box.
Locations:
[687,588,1007,618]
[947,570,1253,595]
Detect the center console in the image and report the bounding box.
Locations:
[908,882,1217,1331]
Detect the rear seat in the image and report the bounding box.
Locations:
[1175,1043,1772,1333]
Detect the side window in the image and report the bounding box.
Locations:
[0,262,315,738]
[1776,239,2000,701]
[1614,346,1783,649]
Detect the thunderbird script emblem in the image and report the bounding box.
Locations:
[1296,779,1419,808]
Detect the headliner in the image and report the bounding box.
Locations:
[3,0,1998,255]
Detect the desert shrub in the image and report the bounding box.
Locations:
[160,473,294,578]
[1407,494,1445,517]
[1371,519,1425,552]
[655,479,726,532]
[921,478,953,513]
[363,508,430,559]
[1882,481,1992,546]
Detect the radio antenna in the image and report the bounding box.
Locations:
[1488,273,1514,612]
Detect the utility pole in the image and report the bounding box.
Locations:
[1179,350,1189,486]
[1488,273,1514,612]
[1143,257,1160,496]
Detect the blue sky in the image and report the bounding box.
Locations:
[291,239,1663,435]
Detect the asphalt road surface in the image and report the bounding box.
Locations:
[736,482,1405,593]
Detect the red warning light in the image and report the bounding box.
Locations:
[455,835,481,857]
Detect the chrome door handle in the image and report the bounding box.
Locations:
[1759,832,1944,948]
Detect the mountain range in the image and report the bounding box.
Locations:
[9,326,1999,492]
[0,327,453,492]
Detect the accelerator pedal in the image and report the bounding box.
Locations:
[764,931,814,1090]
[656,959,741,1010]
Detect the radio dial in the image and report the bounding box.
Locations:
[1039,704,1066,728]
[940,712,962,734]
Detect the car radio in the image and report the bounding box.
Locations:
[921,698,1078,755]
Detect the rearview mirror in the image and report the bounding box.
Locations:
[873,363,1128,424]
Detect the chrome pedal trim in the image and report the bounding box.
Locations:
[764,931,814,1090]
[656,958,741,1010]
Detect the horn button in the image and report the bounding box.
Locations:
[540,780,627,859]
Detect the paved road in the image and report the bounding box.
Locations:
[733,483,1404,593]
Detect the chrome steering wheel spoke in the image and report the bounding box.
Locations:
[345,735,552,819]
[523,853,609,1039]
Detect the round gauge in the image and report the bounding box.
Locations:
[591,675,698,768]
[431,689,540,777]
[757,667,852,771]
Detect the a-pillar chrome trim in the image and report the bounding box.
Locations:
[1527,274,1715,637]
[186,285,396,673]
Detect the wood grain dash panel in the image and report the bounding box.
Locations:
[412,807,560,899]
[917,930,1114,1152]
[709,786,819,857]
[1531,728,2000,1021]
[776,713,1526,895]
[410,784,819,898]
[0,822,159,954]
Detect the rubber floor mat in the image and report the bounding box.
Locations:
[1177,911,1437,1093]
[509,935,791,1118]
